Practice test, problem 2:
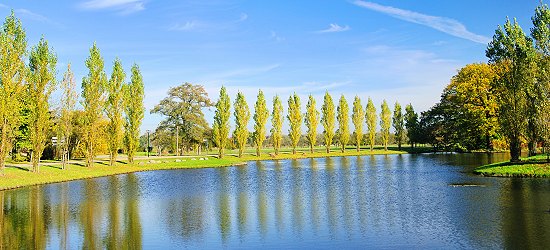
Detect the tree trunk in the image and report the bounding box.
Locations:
[326,145,330,154]
[256,146,261,157]
[356,143,360,152]
[510,136,521,163]
[528,140,537,157]
[398,142,401,151]
[292,147,296,155]
[0,121,7,174]
[274,146,279,156]
[310,144,314,154]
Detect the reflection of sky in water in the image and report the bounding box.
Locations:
[1,153,550,249]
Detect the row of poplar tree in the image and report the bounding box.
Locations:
[211,86,419,158]
[0,12,145,173]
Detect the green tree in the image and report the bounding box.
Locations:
[392,102,404,150]
[28,37,57,173]
[253,90,269,157]
[486,18,537,162]
[352,96,364,152]
[81,43,108,167]
[405,104,419,148]
[106,58,125,166]
[123,64,144,164]
[366,98,377,151]
[233,92,250,158]
[321,91,335,153]
[304,94,319,153]
[151,83,212,155]
[380,100,391,151]
[337,95,350,152]
[0,12,27,172]
[270,95,283,155]
[213,87,231,158]
[60,64,78,169]
[287,93,302,154]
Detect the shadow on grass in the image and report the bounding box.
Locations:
[6,165,30,172]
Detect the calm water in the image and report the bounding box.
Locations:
[1,153,550,249]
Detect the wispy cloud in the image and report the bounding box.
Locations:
[79,0,145,14]
[238,13,248,22]
[270,31,284,42]
[0,4,8,9]
[169,21,199,31]
[317,23,350,33]
[14,9,50,23]
[352,0,490,44]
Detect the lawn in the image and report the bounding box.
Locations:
[474,154,550,178]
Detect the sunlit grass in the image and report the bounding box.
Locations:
[474,154,550,178]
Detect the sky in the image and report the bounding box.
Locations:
[0,0,541,133]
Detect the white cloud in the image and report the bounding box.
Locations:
[170,21,198,31]
[317,23,350,33]
[0,4,8,9]
[270,31,284,42]
[14,9,50,23]
[352,0,490,44]
[79,0,145,14]
[238,13,248,22]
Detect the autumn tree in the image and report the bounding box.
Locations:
[233,92,250,158]
[486,18,536,162]
[366,98,377,151]
[337,95,349,152]
[321,91,335,153]
[392,102,404,150]
[81,43,108,167]
[106,58,125,166]
[60,64,78,169]
[253,90,269,157]
[0,12,27,172]
[287,93,302,154]
[123,64,144,164]
[28,37,57,173]
[151,83,212,155]
[380,100,391,151]
[352,96,364,152]
[304,94,319,153]
[270,95,283,155]
[405,104,419,148]
[213,87,230,158]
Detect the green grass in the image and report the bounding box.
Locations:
[0,147,405,191]
[474,154,550,178]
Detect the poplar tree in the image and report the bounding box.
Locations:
[337,95,349,152]
[253,90,269,157]
[392,102,404,150]
[304,94,319,153]
[0,12,27,172]
[213,86,230,158]
[60,64,78,169]
[287,93,302,154]
[106,58,125,166]
[380,100,391,151]
[81,43,108,167]
[321,91,335,153]
[28,37,57,173]
[366,98,377,151]
[352,96,364,152]
[233,92,250,158]
[123,64,144,164]
[405,104,419,148]
[270,95,283,155]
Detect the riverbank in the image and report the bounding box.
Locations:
[474,154,550,178]
[0,148,404,191]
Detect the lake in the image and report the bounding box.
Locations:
[1,153,550,249]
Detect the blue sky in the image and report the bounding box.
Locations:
[0,0,540,133]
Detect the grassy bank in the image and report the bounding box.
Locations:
[0,148,404,191]
[474,154,550,178]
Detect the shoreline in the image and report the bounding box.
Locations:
[474,155,550,178]
[0,149,404,191]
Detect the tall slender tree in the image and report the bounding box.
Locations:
[106,58,125,166]
[123,64,144,164]
[392,102,404,150]
[486,18,536,162]
[321,91,335,153]
[60,64,78,169]
[337,95,350,152]
[352,96,364,152]
[304,94,319,153]
[213,86,230,158]
[287,93,302,154]
[28,37,57,173]
[81,43,108,167]
[253,90,269,157]
[405,104,419,148]
[366,98,377,151]
[0,12,27,173]
[233,92,250,158]
[380,100,391,151]
[270,95,283,155]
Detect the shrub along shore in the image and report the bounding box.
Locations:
[0,147,404,191]
[474,155,550,178]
